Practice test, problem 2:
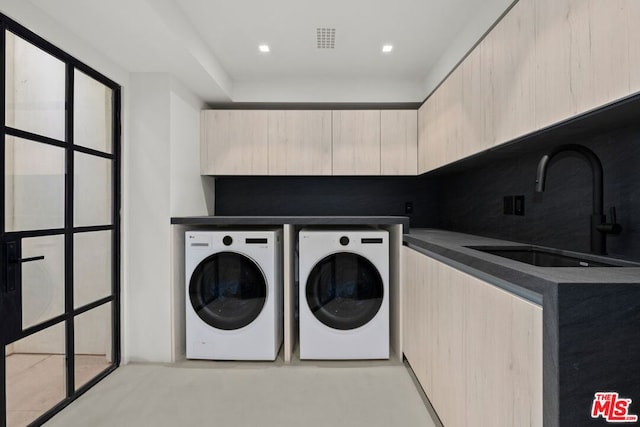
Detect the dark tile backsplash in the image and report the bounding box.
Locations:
[436,125,640,261]
[215,176,440,228]
[213,125,640,262]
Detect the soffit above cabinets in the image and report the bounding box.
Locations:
[23,0,514,102]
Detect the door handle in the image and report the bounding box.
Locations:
[5,242,17,292]
[4,242,44,293]
[11,255,45,263]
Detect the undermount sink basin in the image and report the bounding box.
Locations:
[465,245,626,267]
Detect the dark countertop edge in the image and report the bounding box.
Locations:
[403,236,546,306]
[170,216,410,233]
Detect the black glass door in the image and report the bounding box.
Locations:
[189,252,267,330]
[0,13,120,427]
[306,252,383,330]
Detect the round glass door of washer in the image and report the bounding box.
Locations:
[306,252,384,330]
[189,252,267,330]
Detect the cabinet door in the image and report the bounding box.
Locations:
[630,1,640,94]
[380,110,417,175]
[267,110,331,175]
[461,45,492,157]
[534,0,631,128]
[484,0,536,146]
[417,69,463,174]
[573,1,631,114]
[402,247,465,426]
[417,102,430,174]
[464,270,543,427]
[417,91,445,174]
[200,110,268,175]
[402,247,428,387]
[403,247,542,427]
[332,110,380,175]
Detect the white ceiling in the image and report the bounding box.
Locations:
[23,0,513,103]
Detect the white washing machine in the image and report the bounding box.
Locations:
[298,228,389,360]
[185,229,283,360]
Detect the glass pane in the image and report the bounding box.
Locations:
[6,323,66,427]
[74,153,112,227]
[5,136,65,232]
[21,235,65,330]
[74,303,112,390]
[5,31,66,141]
[74,69,113,153]
[74,231,112,308]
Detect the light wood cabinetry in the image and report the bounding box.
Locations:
[402,247,542,427]
[419,0,640,174]
[417,78,453,174]
[332,110,381,175]
[380,110,417,175]
[267,110,332,175]
[202,109,419,176]
[461,46,492,157]
[630,1,640,94]
[487,0,536,146]
[535,0,634,130]
[200,110,268,175]
[417,102,430,174]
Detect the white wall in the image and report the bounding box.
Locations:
[233,78,424,103]
[126,73,210,363]
[126,73,172,362]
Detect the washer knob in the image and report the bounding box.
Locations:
[222,236,233,246]
[339,236,349,246]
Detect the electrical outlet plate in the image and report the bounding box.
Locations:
[514,195,525,216]
[405,202,413,214]
[503,196,514,215]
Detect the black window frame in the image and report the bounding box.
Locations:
[0,12,121,427]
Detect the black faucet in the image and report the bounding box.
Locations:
[535,144,621,255]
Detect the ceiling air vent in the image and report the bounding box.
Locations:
[316,28,336,49]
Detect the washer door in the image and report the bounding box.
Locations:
[189,252,267,330]
[306,252,384,330]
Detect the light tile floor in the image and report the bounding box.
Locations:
[44,359,439,427]
[6,354,110,427]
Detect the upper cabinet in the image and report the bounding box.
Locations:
[267,110,332,175]
[419,0,640,175]
[202,109,418,176]
[200,110,268,175]
[332,110,381,175]
[487,0,536,147]
[380,110,417,175]
[535,0,634,130]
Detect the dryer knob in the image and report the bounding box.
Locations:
[339,236,350,246]
[223,236,233,246]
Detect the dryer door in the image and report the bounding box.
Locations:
[306,252,383,330]
[189,252,267,330]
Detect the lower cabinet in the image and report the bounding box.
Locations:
[402,247,542,427]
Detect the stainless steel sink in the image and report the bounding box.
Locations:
[464,245,630,267]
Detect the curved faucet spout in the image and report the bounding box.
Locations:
[535,144,611,255]
[535,144,603,216]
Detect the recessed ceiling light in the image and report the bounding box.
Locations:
[382,44,393,53]
[259,44,270,53]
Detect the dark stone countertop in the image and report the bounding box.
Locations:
[404,229,640,304]
[171,215,410,233]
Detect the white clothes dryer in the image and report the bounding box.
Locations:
[298,228,389,360]
[185,230,283,360]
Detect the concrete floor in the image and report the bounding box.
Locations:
[44,360,438,427]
